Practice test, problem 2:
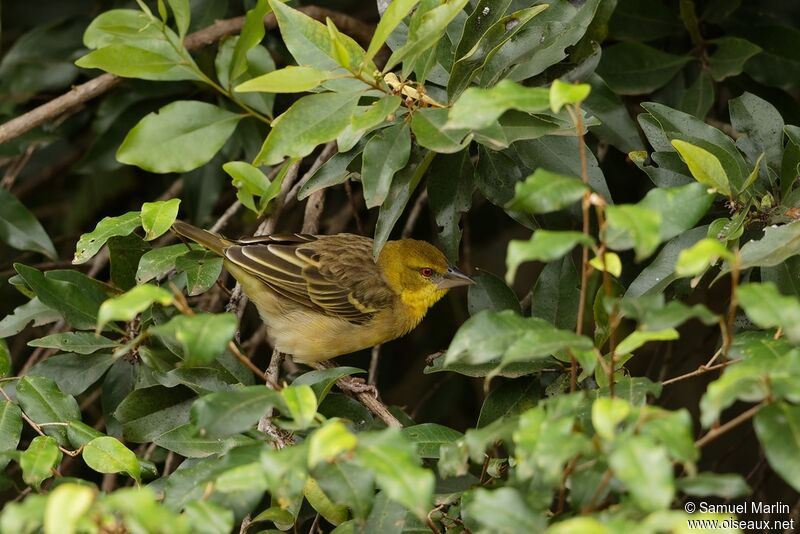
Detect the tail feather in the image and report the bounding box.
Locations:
[171,220,231,256]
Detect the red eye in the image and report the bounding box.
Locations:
[420,267,433,278]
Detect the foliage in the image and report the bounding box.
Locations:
[1,0,800,532]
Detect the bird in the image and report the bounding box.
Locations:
[171,221,475,363]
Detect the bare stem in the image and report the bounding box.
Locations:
[572,102,591,393]
[695,402,766,448]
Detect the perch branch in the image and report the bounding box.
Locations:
[0,7,374,145]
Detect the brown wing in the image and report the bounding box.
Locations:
[224,234,395,324]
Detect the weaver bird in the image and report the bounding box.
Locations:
[172,221,474,363]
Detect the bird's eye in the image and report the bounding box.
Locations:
[420,267,433,278]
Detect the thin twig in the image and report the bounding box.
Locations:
[572,102,591,393]
[661,358,738,386]
[0,7,374,145]
[695,402,766,448]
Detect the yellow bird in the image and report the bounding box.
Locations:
[171,221,474,363]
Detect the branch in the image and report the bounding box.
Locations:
[695,401,766,448]
[0,7,374,145]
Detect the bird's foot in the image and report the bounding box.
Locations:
[337,376,378,398]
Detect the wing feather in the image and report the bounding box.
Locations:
[223,234,392,324]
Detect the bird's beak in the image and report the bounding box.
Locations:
[437,266,476,289]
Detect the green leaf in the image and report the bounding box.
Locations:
[427,149,475,261]
[293,366,363,404]
[737,220,800,270]
[615,328,679,356]
[308,420,357,467]
[477,378,538,428]
[446,80,549,131]
[230,0,270,81]
[298,141,364,200]
[167,0,190,38]
[674,238,733,277]
[83,436,141,482]
[76,43,202,81]
[108,234,149,291]
[16,376,81,446]
[549,79,591,113]
[14,265,107,330]
[463,487,545,533]
[708,37,762,81]
[0,189,57,259]
[680,71,714,119]
[223,160,282,216]
[73,211,141,264]
[313,461,374,521]
[638,182,713,242]
[506,168,587,214]
[115,385,195,442]
[269,0,373,89]
[175,251,223,296]
[740,25,800,90]
[729,92,784,173]
[596,42,690,95]
[184,501,234,534]
[447,5,549,98]
[384,0,470,73]
[589,252,622,277]
[411,108,472,154]
[44,483,95,534]
[604,204,662,261]
[361,123,411,208]
[153,423,240,458]
[0,401,22,469]
[67,421,104,449]
[118,101,243,173]
[585,73,645,153]
[698,334,795,427]
[28,332,117,354]
[754,402,800,493]
[467,271,521,316]
[20,436,62,490]
[678,473,750,499]
[592,397,631,441]
[191,387,283,437]
[738,283,800,343]
[141,199,181,241]
[235,65,337,93]
[150,313,237,367]
[97,284,174,332]
[532,255,579,331]
[507,231,593,283]
[136,244,195,283]
[29,352,115,396]
[0,298,61,338]
[401,423,462,459]
[373,148,433,258]
[670,139,731,196]
[365,0,419,64]
[608,0,682,42]
[609,436,674,511]
[281,384,317,429]
[445,309,593,367]
[481,0,601,85]
[255,92,360,166]
[357,429,434,518]
[640,102,748,192]
[339,95,403,151]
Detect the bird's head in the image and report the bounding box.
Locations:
[378,239,474,313]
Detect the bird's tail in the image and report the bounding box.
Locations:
[171,220,231,256]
